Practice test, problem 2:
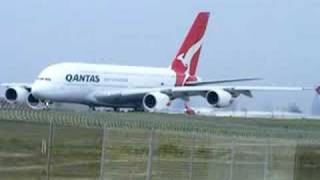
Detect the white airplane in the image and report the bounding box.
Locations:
[1,12,309,114]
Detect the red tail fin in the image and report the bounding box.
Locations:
[171,12,210,86]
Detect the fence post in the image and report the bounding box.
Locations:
[146,128,155,180]
[228,140,235,180]
[189,132,196,180]
[46,118,54,180]
[263,139,270,180]
[41,139,47,155]
[99,123,108,180]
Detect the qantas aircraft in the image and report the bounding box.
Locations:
[1,12,308,114]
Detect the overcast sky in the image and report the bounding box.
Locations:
[0,0,319,113]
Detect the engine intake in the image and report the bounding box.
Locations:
[206,90,233,107]
[27,94,40,107]
[142,92,170,112]
[4,86,46,110]
[26,93,48,110]
[5,87,29,104]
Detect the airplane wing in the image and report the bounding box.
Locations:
[94,85,311,102]
[1,83,32,89]
[92,85,311,112]
[167,85,311,98]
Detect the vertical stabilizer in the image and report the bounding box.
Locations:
[171,12,210,86]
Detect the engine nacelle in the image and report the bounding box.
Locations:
[4,87,47,110]
[142,92,170,112]
[205,90,233,108]
[26,94,47,110]
[5,87,29,104]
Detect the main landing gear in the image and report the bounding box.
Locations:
[88,106,125,112]
[183,97,196,115]
[89,106,96,111]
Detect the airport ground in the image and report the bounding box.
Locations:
[0,106,320,179]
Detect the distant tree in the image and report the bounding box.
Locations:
[312,94,320,115]
[240,107,248,112]
[263,104,274,112]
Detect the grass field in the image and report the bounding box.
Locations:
[0,108,319,179]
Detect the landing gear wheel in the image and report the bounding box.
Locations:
[185,108,196,115]
[134,107,144,112]
[89,106,96,111]
[44,102,50,111]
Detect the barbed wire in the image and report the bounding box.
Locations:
[0,104,320,143]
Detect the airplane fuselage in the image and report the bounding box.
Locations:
[32,63,177,107]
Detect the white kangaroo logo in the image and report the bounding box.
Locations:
[176,37,204,84]
[176,37,204,67]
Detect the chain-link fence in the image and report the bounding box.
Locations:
[0,104,319,180]
[97,128,297,180]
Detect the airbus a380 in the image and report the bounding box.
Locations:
[1,12,308,113]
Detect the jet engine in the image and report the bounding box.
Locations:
[205,90,233,107]
[5,87,29,104]
[26,94,46,110]
[5,87,47,110]
[142,92,170,112]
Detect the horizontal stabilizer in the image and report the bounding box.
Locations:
[185,78,262,86]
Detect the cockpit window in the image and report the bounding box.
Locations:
[38,77,52,81]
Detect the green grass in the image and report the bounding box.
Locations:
[0,109,319,179]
